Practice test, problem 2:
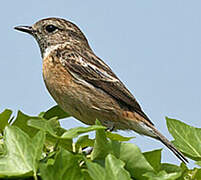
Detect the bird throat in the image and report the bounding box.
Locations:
[43,44,62,59]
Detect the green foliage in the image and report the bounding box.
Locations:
[0,109,12,133]
[0,127,45,179]
[166,117,201,161]
[0,106,200,179]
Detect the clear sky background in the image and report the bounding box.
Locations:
[1,1,201,165]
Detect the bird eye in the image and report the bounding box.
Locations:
[45,25,58,33]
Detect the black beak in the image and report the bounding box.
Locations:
[14,26,34,34]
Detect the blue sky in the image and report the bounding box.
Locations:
[1,1,201,165]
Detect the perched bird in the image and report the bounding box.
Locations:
[15,17,188,163]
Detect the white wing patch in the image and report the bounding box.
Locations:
[78,56,88,67]
[77,56,119,82]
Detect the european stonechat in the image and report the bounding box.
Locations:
[14,17,188,163]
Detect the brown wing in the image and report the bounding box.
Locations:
[57,46,154,125]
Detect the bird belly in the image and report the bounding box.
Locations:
[42,55,125,127]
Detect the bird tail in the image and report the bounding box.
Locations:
[152,126,188,163]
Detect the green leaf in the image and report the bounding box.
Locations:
[0,126,45,178]
[166,117,201,160]
[105,154,131,180]
[32,131,46,178]
[0,109,12,132]
[0,143,4,156]
[106,132,134,141]
[91,120,154,180]
[81,169,93,180]
[27,118,72,151]
[12,111,39,137]
[86,161,105,180]
[48,117,67,136]
[143,170,182,180]
[28,118,58,138]
[92,129,155,180]
[160,163,181,174]
[196,161,201,167]
[61,125,106,139]
[75,135,94,151]
[91,122,112,161]
[40,148,84,180]
[178,164,201,180]
[91,124,128,164]
[143,149,162,172]
[119,143,155,180]
[194,168,201,179]
[33,131,46,161]
[43,105,70,120]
